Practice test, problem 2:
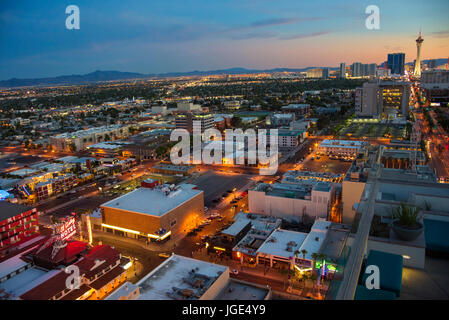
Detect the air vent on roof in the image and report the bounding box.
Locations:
[315,237,319,241]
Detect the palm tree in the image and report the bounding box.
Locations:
[294,250,300,259]
[301,249,308,260]
[319,253,327,266]
[311,253,318,271]
[317,253,327,279]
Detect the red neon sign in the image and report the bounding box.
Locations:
[57,217,76,241]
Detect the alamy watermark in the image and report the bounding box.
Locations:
[365,264,380,290]
[66,5,80,30]
[65,265,81,290]
[365,5,380,30]
[170,122,279,175]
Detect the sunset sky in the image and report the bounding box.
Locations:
[0,0,448,79]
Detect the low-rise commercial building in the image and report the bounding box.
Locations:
[249,181,335,221]
[100,183,204,242]
[150,163,196,176]
[232,212,282,264]
[270,113,295,127]
[280,104,310,118]
[223,100,241,110]
[208,218,252,256]
[50,125,130,152]
[19,245,127,300]
[318,139,368,156]
[122,254,271,300]
[420,70,449,104]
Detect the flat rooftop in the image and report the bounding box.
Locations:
[152,163,195,172]
[9,168,39,177]
[136,255,227,300]
[254,182,314,200]
[56,156,96,164]
[320,139,366,148]
[54,125,125,139]
[233,212,281,232]
[215,280,269,300]
[0,268,60,300]
[281,104,310,109]
[101,184,202,217]
[379,167,437,184]
[283,170,341,180]
[257,229,307,259]
[298,220,332,260]
[0,202,32,221]
[0,245,38,279]
[221,219,251,237]
[105,281,139,300]
[87,141,132,149]
[319,227,350,263]
[233,213,281,256]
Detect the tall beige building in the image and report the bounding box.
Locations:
[355,80,410,120]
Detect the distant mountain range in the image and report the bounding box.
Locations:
[405,58,447,66]
[1,58,447,88]
[0,67,332,88]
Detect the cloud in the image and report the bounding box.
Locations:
[250,17,320,27]
[229,31,279,40]
[429,30,449,38]
[279,31,330,40]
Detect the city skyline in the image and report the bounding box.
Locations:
[1,0,448,80]
[1,1,449,303]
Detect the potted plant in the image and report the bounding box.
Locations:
[391,203,423,241]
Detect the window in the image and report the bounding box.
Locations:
[170,220,177,227]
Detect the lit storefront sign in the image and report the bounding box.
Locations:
[101,223,171,241]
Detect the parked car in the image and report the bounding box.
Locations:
[158,253,170,259]
[230,269,239,275]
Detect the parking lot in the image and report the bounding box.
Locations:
[0,153,45,171]
[336,122,407,139]
[191,170,253,207]
[298,152,353,175]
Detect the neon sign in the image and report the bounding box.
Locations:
[57,217,76,241]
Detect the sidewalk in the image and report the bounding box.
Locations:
[92,230,178,252]
[193,250,288,283]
